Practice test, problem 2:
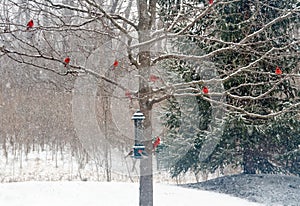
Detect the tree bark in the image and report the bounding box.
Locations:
[137,1,155,205]
[138,36,154,206]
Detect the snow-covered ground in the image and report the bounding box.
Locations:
[185,174,300,206]
[1,148,299,206]
[0,147,201,183]
[0,181,262,206]
[0,147,262,205]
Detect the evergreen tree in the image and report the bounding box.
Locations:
[159,0,300,176]
[159,61,213,177]
[265,113,300,175]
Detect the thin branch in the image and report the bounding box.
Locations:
[84,0,132,38]
[110,14,138,30]
[173,92,300,119]
[240,11,294,44]
[2,47,128,92]
[226,77,285,101]
[152,45,235,65]
[175,0,239,35]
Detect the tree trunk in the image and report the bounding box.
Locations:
[138,51,153,206]
[103,95,112,182]
[137,1,155,205]
[243,143,256,174]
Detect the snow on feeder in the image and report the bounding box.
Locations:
[131,110,147,159]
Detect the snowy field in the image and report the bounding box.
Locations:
[0,148,262,205]
[0,148,299,206]
[0,181,262,206]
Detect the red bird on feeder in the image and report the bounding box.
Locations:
[64,57,70,67]
[26,19,34,30]
[209,0,213,5]
[113,60,119,68]
[275,66,282,75]
[202,86,209,94]
[138,149,148,158]
[153,137,161,150]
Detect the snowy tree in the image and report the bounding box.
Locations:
[159,0,300,176]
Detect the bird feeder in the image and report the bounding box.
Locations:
[131,110,147,159]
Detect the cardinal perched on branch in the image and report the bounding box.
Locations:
[153,137,161,150]
[113,60,119,68]
[275,66,282,75]
[64,57,70,67]
[202,86,209,94]
[26,19,34,30]
[209,0,213,5]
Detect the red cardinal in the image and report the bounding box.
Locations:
[113,60,119,68]
[209,0,213,5]
[26,19,34,30]
[149,74,160,82]
[153,137,161,150]
[275,66,282,75]
[202,86,209,94]
[64,57,70,67]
